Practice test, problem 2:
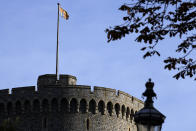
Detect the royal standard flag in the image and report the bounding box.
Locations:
[59,6,69,20]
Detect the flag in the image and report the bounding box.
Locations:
[59,7,69,20]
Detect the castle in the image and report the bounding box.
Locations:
[0,74,144,131]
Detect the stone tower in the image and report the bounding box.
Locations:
[0,74,143,131]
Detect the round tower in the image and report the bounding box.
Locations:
[0,74,144,131]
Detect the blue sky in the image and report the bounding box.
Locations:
[0,0,196,130]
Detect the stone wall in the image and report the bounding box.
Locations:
[0,74,144,131]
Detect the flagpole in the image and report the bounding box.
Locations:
[56,3,60,81]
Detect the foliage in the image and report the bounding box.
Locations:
[0,117,19,131]
[106,0,196,80]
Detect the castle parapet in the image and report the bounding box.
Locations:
[12,86,35,94]
[0,89,9,95]
[37,74,77,88]
[0,74,144,131]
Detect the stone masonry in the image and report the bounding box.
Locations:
[0,74,144,131]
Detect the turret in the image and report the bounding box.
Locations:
[37,74,77,88]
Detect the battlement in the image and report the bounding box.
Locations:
[0,89,9,95]
[0,86,142,102]
[0,74,144,131]
[0,86,143,120]
[12,86,36,94]
[0,74,143,105]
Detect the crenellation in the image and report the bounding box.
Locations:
[0,89,9,95]
[94,86,117,99]
[0,74,143,131]
[118,90,132,98]
[11,86,36,94]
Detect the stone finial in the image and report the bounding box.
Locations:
[142,78,157,108]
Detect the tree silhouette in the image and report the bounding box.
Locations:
[106,0,196,80]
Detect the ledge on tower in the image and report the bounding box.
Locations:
[37,74,77,88]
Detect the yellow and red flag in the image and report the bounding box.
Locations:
[59,6,69,20]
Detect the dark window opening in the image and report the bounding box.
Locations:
[70,98,77,113]
[42,99,49,112]
[121,105,126,118]
[24,100,31,112]
[126,107,130,120]
[7,102,13,115]
[130,109,134,122]
[87,119,90,130]
[115,103,120,117]
[80,99,87,113]
[15,101,22,114]
[0,103,5,115]
[33,99,40,112]
[89,99,96,114]
[98,100,105,115]
[107,102,113,116]
[60,98,68,113]
[51,98,58,112]
[43,118,47,129]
